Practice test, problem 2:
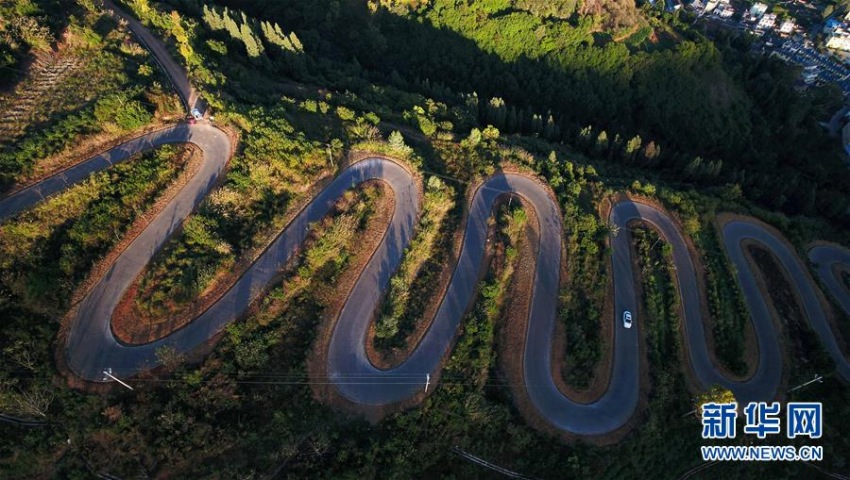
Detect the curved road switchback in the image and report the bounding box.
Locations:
[1,0,848,437]
[103,0,199,111]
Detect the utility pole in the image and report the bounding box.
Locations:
[102,368,134,391]
[425,374,431,393]
[788,373,823,394]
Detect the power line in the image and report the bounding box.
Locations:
[452,446,539,480]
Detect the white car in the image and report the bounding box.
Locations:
[623,311,633,329]
[191,108,203,120]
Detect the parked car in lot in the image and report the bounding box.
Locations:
[623,310,633,329]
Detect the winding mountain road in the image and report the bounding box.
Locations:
[2,1,848,437]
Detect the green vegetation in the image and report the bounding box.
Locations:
[653,187,752,376]
[131,106,327,323]
[252,183,384,327]
[633,226,681,381]
[0,0,178,190]
[540,151,609,389]
[699,224,751,376]
[0,109,98,188]
[147,0,849,220]
[93,91,153,132]
[2,0,850,478]
[693,385,736,416]
[374,176,456,350]
[440,201,525,389]
[0,144,188,313]
[134,215,234,321]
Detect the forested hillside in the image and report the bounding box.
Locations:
[152,0,850,220]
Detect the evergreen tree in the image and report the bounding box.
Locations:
[202,5,224,31]
[578,125,593,148]
[595,131,609,156]
[625,135,642,162]
[239,22,264,57]
[222,9,240,41]
[531,113,543,134]
[487,97,506,129]
[543,114,556,139]
[289,32,304,52]
[685,156,703,178]
[641,140,660,166]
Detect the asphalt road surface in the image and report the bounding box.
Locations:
[4,153,848,434]
[103,0,199,111]
[2,0,848,437]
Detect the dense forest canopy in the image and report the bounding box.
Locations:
[159,0,850,219]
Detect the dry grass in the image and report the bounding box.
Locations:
[0,51,84,142]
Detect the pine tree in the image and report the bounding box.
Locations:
[239,22,263,57]
[277,24,295,51]
[202,5,224,31]
[595,131,609,156]
[625,135,642,162]
[641,140,660,166]
[289,32,303,52]
[543,114,556,139]
[578,125,593,149]
[488,97,506,129]
[685,156,703,178]
[260,21,291,51]
[531,113,543,134]
[222,9,240,41]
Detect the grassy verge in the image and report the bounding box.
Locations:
[128,108,326,326]
[438,203,525,389]
[633,227,683,381]
[0,145,189,313]
[373,176,456,351]
[68,183,384,476]
[254,183,385,325]
[654,187,750,376]
[697,225,750,376]
[550,158,608,390]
